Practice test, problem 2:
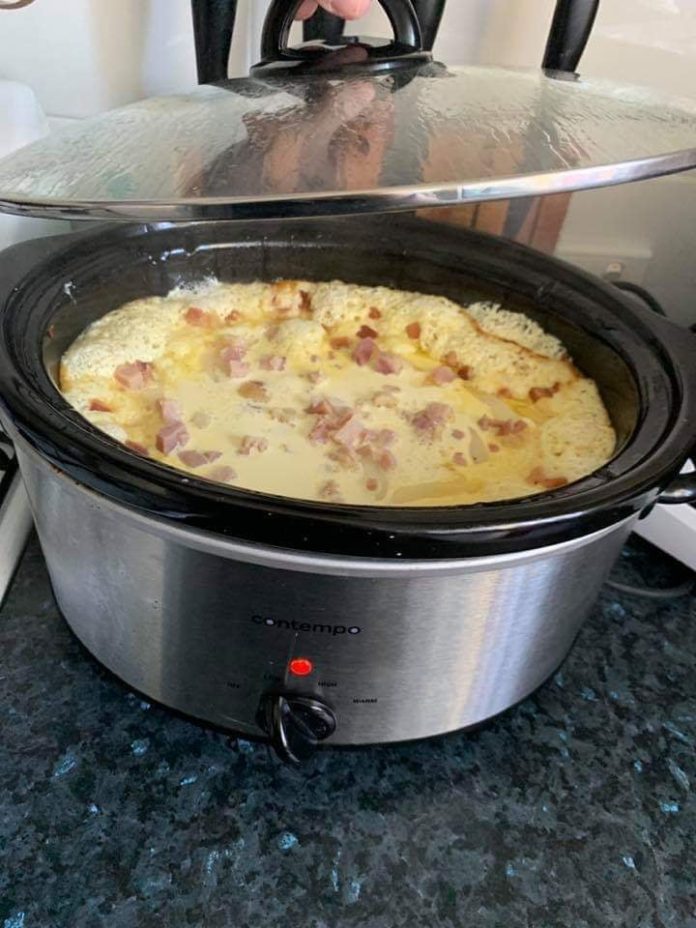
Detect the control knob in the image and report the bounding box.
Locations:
[261,693,336,764]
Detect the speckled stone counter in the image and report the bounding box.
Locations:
[1,536,694,928]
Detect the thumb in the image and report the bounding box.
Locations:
[319,0,372,20]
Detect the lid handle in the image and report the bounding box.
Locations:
[542,0,600,74]
[259,0,424,66]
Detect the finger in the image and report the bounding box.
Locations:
[295,0,318,20]
[319,0,372,20]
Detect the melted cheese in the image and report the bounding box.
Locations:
[59,279,616,506]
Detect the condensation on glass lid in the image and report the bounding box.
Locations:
[1,64,696,221]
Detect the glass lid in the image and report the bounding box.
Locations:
[1,0,696,223]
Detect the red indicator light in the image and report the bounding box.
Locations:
[289,658,314,677]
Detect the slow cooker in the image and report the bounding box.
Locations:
[0,0,695,762]
[0,216,694,762]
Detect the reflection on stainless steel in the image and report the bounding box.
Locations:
[18,439,634,745]
[0,66,695,221]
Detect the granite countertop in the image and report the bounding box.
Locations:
[1,536,694,928]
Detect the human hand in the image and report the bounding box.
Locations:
[295,0,373,21]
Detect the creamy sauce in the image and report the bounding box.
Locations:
[59,279,616,506]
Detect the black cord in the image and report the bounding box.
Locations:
[612,280,667,316]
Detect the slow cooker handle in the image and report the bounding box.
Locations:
[621,302,696,507]
[542,0,600,74]
[191,0,239,85]
[658,463,696,505]
[256,0,427,73]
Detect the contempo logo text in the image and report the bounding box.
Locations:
[252,615,361,636]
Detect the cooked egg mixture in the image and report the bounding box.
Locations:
[59,279,616,506]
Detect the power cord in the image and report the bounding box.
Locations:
[605,577,694,600]
[611,280,667,316]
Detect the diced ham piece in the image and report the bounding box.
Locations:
[306,398,335,416]
[529,383,560,402]
[357,324,378,339]
[309,419,333,445]
[227,360,251,379]
[328,446,357,469]
[220,340,247,363]
[369,307,382,320]
[366,478,379,492]
[178,450,208,468]
[412,402,453,434]
[443,351,459,368]
[238,381,269,402]
[239,435,269,456]
[489,443,500,453]
[208,465,237,484]
[375,429,397,447]
[185,306,214,327]
[497,387,512,398]
[307,397,354,445]
[373,352,403,376]
[330,336,351,350]
[478,416,527,437]
[125,440,149,456]
[319,479,342,502]
[453,452,467,466]
[452,429,465,440]
[259,354,286,371]
[204,450,222,463]
[458,366,472,381]
[406,322,421,339]
[377,449,397,471]
[225,310,241,323]
[527,466,568,489]
[89,399,112,412]
[191,411,211,429]
[352,337,377,366]
[114,361,153,390]
[428,366,456,385]
[156,421,189,454]
[158,398,183,423]
[333,416,366,450]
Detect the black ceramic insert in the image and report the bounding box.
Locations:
[0,217,694,558]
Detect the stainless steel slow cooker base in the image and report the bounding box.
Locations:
[18,441,635,748]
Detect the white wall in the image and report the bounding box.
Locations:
[0,0,197,116]
[1,0,694,323]
[464,0,696,326]
[356,0,696,325]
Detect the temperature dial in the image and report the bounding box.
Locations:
[261,693,336,764]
